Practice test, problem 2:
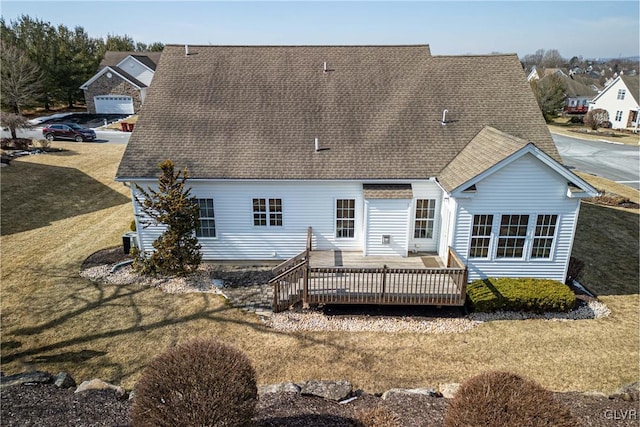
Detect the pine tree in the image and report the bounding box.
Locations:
[133,160,202,276]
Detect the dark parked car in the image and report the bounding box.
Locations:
[42,123,96,142]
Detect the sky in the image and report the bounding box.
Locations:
[1,1,638,59]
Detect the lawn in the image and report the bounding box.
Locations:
[548,119,640,145]
[1,143,638,394]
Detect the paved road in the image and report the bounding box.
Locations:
[1,127,131,144]
[552,133,640,190]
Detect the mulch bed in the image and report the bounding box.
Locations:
[1,383,638,426]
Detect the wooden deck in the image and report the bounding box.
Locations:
[270,229,468,312]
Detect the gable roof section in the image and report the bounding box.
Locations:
[100,51,161,70]
[437,127,527,192]
[80,66,145,90]
[590,75,640,105]
[116,45,559,181]
[438,126,597,197]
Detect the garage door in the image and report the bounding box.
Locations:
[94,96,134,114]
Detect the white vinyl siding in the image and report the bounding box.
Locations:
[364,199,411,256]
[452,153,581,282]
[132,180,365,260]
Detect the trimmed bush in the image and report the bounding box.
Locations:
[443,371,579,427]
[131,339,257,427]
[466,277,576,313]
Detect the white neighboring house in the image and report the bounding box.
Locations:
[588,75,640,131]
[80,51,161,114]
[116,45,598,284]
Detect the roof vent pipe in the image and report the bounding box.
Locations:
[185,44,189,56]
[323,62,327,73]
[314,137,320,152]
[441,109,448,125]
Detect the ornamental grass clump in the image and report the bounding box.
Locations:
[131,339,257,427]
[466,277,576,313]
[443,371,579,427]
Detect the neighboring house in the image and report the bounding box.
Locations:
[116,45,597,284]
[562,76,599,114]
[80,51,162,114]
[589,75,640,130]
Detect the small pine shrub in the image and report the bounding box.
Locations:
[466,277,576,313]
[353,405,401,427]
[443,371,579,427]
[131,339,257,427]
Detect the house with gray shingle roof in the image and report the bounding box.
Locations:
[80,51,162,114]
[588,75,640,130]
[117,45,597,283]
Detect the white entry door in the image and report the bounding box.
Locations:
[94,96,134,114]
[364,199,411,256]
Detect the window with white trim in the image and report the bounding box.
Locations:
[336,199,355,238]
[496,215,529,258]
[530,215,558,259]
[617,89,626,100]
[615,110,623,121]
[253,198,282,227]
[196,198,216,238]
[414,199,436,239]
[469,214,493,258]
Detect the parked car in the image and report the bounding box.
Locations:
[42,123,96,142]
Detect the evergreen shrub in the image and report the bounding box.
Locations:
[466,277,576,312]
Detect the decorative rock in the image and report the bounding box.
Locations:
[54,372,76,389]
[75,379,127,399]
[0,371,53,388]
[299,380,352,401]
[381,387,439,400]
[259,382,301,395]
[438,383,461,399]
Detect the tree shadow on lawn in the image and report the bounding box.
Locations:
[1,272,355,385]
[572,202,639,296]
[0,161,130,235]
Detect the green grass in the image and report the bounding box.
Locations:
[1,142,638,394]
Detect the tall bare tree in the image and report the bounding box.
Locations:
[0,40,43,113]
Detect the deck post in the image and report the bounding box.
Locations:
[381,264,388,302]
[302,250,309,309]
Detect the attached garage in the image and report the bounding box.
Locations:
[94,96,134,114]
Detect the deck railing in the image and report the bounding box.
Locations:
[270,234,469,312]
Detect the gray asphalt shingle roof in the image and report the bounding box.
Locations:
[116,45,558,181]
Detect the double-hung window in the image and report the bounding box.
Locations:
[530,215,557,259]
[615,110,623,122]
[336,199,355,238]
[196,198,216,238]
[253,198,283,227]
[617,89,626,100]
[414,199,436,239]
[496,215,529,258]
[469,215,493,258]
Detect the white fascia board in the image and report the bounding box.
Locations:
[449,144,599,198]
[79,66,143,90]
